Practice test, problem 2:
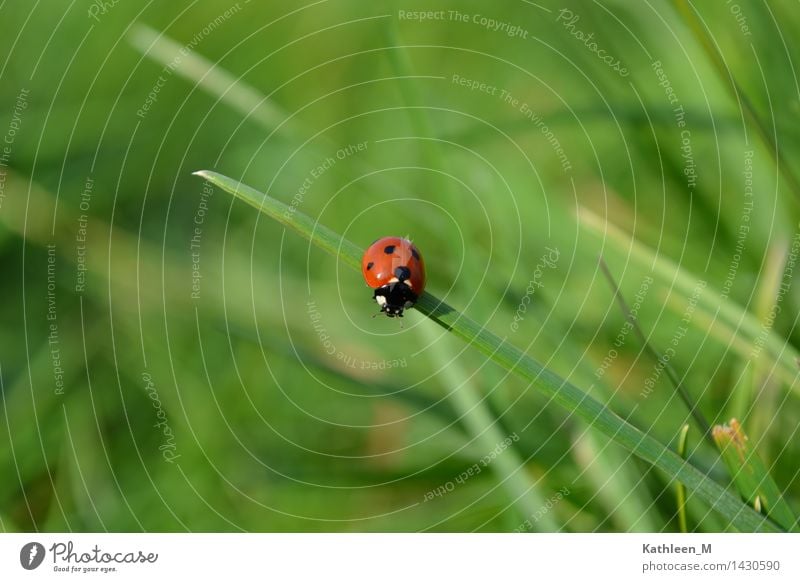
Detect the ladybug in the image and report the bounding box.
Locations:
[361,236,426,317]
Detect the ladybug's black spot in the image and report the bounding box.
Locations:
[383,245,396,254]
[411,248,420,260]
[394,266,411,281]
[366,262,374,270]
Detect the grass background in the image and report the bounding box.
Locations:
[1,0,799,532]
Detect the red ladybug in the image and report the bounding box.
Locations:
[361,236,426,317]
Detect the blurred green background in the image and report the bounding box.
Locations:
[1,0,799,532]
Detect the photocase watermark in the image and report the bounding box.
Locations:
[397,9,448,22]
[422,433,520,501]
[0,87,30,211]
[721,150,754,299]
[651,60,696,191]
[677,113,697,190]
[137,75,167,120]
[20,542,46,570]
[39,540,158,574]
[449,72,571,171]
[640,279,706,399]
[308,300,336,355]
[345,356,407,371]
[75,176,94,294]
[87,0,122,22]
[46,243,65,396]
[513,486,570,531]
[398,9,529,39]
[451,73,501,97]
[726,0,752,36]
[190,180,214,300]
[285,141,369,219]
[142,372,180,463]
[306,299,407,370]
[500,87,572,172]
[448,10,529,39]
[20,539,159,574]
[136,3,245,119]
[510,247,560,332]
[594,275,653,378]
[556,9,628,77]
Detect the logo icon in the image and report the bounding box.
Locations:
[19,542,46,570]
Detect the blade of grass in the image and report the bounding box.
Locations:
[712,419,798,531]
[127,23,302,138]
[0,337,82,512]
[670,0,800,209]
[43,434,85,531]
[599,257,714,443]
[580,205,800,397]
[416,324,558,531]
[747,240,790,447]
[196,169,784,532]
[225,320,466,435]
[570,430,659,532]
[382,28,538,517]
[676,424,690,533]
[0,513,16,533]
[128,24,456,235]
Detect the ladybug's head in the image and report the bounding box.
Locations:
[373,282,418,318]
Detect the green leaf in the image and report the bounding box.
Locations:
[570,430,659,532]
[712,419,798,531]
[580,206,800,397]
[670,0,800,208]
[195,169,783,532]
[415,323,558,531]
[676,424,690,533]
[127,23,299,137]
[0,513,17,533]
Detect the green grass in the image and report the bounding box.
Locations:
[712,419,798,531]
[195,169,786,532]
[2,0,799,533]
